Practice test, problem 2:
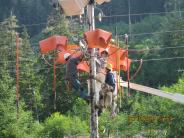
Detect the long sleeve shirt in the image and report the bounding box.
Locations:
[65,57,80,80]
[105,71,115,91]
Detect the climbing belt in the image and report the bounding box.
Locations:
[99,83,118,117]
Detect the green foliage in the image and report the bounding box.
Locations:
[128,74,184,137]
[99,111,141,137]
[67,98,90,121]
[19,27,44,121]
[43,12,71,38]
[42,11,84,43]
[131,15,164,43]
[0,15,42,138]
[0,0,52,36]
[0,15,18,72]
[40,112,89,138]
[1,1,184,138]
[0,71,41,138]
[162,74,184,95]
[160,74,184,137]
[164,0,184,12]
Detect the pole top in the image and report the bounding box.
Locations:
[125,34,128,45]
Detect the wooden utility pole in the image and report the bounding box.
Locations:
[87,0,99,137]
[125,34,130,95]
[16,33,20,119]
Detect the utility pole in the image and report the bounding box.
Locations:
[87,0,99,137]
[125,34,130,95]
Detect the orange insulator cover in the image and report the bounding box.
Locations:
[39,35,68,54]
[108,45,126,58]
[66,44,80,50]
[77,61,90,73]
[107,45,131,71]
[120,57,132,72]
[108,56,132,72]
[57,44,80,52]
[97,29,112,47]
[84,28,112,48]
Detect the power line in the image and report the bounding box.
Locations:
[19,22,47,28]
[1,44,184,63]
[107,45,184,58]
[0,59,35,63]
[2,42,184,51]
[0,21,47,28]
[0,64,64,71]
[0,42,39,46]
[1,56,184,72]
[0,10,183,29]
[118,29,184,37]
[128,45,184,52]
[133,56,184,62]
[103,10,184,18]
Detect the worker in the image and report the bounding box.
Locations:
[98,63,116,116]
[105,63,115,91]
[64,53,90,101]
[97,48,109,72]
[105,63,118,117]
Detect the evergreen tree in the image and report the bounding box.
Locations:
[19,27,43,121]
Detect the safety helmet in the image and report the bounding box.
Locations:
[106,63,112,70]
[100,48,109,55]
[64,53,71,60]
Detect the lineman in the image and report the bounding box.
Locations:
[105,63,115,91]
[99,63,116,116]
[64,53,90,101]
[97,48,109,73]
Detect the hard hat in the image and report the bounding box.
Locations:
[64,53,71,60]
[106,63,113,70]
[103,48,109,53]
[100,48,109,55]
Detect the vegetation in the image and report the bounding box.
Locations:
[0,0,184,137]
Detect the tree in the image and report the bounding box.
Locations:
[157,15,184,85]
[39,112,89,138]
[0,71,42,138]
[19,27,43,121]
[0,15,43,138]
[0,15,18,73]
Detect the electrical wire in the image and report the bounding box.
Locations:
[103,45,184,58]
[132,56,184,62]
[0,21,47,28]
[118,29,184,37]
[103,10,184,18]
[0,59,35,63]
[1,25,183,37]
[128,45,184,52]
[1,47,184,66]
[0,9,183,25]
